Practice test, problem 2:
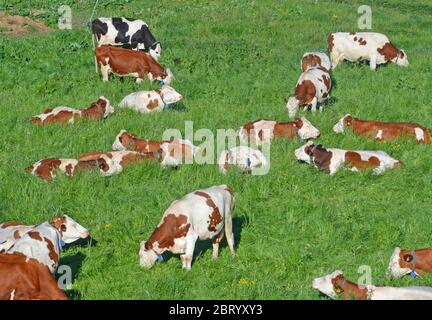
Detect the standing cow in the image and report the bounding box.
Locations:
[92,17,161,60]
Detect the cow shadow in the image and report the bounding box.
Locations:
[162,216,246,264]
[168,102,187,112]
[63,236,98,250]
[57,252,86,300]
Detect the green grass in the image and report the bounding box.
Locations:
[0,0,431,300]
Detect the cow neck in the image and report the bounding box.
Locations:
[47,221,65,250]
[155,89,168,107]
[333,278,369,300]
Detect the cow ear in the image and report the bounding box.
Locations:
[61,224,67,232]
[345,115,353,126]
[403,254,413,262]
[144,241,152,250]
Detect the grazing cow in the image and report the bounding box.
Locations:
[112,130,199,166]
[139,185,235,270]
[388,247,432,278]
[301,52,332,72]
[7,216,88,273]
[0,253,67,300]
[333,114,431,144]
[218,146,268,174]
[312,270,432,300]
[92,17,161,61]
[26,156,116,182]
[295,141,402,175]
[285,67,332,117]
[118,85,183,113]
[238,117,320,146]
[95,45,173,84]
[327,32,408,70]
[78,150,159,172]
[0,215,90,254]
[31,97,114,125]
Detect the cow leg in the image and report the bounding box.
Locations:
[370,54,377,70]
[99,63,110,82]
[224,215,236,257]
[181,231,198,270]
[310,97,318,112]
[135,78,143,84]
[212,229,225,259]
[330,52,339,68]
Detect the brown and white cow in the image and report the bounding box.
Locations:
[333,114,431,144]
[295,140,402,175]
[26,156,116,182]
[388,247,432,278]
[139,185,236,270]
[238,117,320,145]
[95,45,174,84]
[0,215,89,254]
[78,150,159,172]
[218,146,268,174]
[313,270,432,300]
[112,130,199,167]
[327,32,408,70]
[119,85,183,113]
[0,253,68,300]
[301,52,332,72]
[31,97,114,125]
[285,67,332,117]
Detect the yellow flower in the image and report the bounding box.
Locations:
[239,277,255,286]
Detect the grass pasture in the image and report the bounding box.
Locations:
[0,0,431,299]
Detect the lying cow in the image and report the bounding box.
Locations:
[333,114,431,144]
[32,97,114,125]
[285,67,331,117]
[0,253,67,300]
[301,52,332,72]
[112,130,199,166]
[313,270,432,300]
[78,150,159,172]
[139,184,235,270]
[119,85,183,113]
[7,215,89,273]
[0,215,89,254]
[26,156,116,182]
[388,247,432,278]
[95,45,173,84]
[327,32,408,70]
[92,17,161,60]
[238,117,320,146]
[295,140,402,175]
[218,146,268,174]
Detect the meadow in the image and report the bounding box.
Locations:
[0,0,431,299]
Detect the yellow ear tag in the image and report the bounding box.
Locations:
[335,288,343,294]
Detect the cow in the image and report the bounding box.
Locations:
[92,17,161,61]
[112,130,199,167]
[0,253,67,300]
[301,52,332,72]
[388,247,432,278]
[327,32,408,70]
[7,215,89,273]
[118,85,183,113]
[285,67,332,117]
[31,97,114,125]
[238,117,320,146]
[333,114,431,144]
[0,215,90,254]
[139,185,235,270]
[313,270,432,300]
[294,140,402,175]
[78,150,159,172]
[26,155,117,182]
[95,45,173,84]
[218,146,268,174]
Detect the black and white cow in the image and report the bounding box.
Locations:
[92,17,161,61]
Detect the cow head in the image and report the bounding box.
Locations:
[393,49,409,67]
[295,117,320,140]
[285,96,299,118]
[112,129,131,151]
[139,241,159,269]
[333,114,353,133]
[312,270,344,299]
[162,68,174,85]
[97,154,122,176]
[159,85,183,105]
[387,247,415,278]
[149,42,161,61]
[294,140,315,164]
[97,96,115,118]
[51,215,90,244]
